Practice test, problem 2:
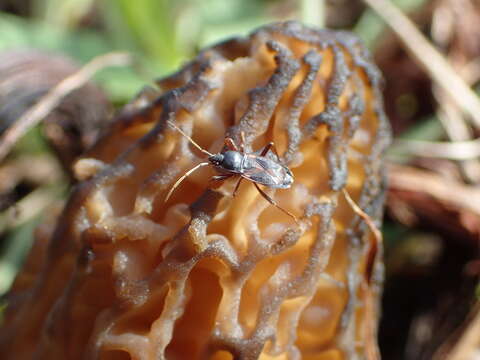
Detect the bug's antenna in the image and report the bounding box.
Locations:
[165,162,210,202]
[167,121,213,157]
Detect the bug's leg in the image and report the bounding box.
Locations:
[260,142,281,161]
[253,182,298,224]
[232,177,243,197]
[209,174,232,183]
[208,174,233,190]
[260,142,272,156]
[224,137,239,151]
[165,162,210,202]
[240,131,246,152]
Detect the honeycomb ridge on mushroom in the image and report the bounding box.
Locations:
[0,21,391,360]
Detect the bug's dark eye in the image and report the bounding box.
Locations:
[222,151,242,170]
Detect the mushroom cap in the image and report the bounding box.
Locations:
[0,21,390,360]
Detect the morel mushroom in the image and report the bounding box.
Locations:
[0,21,391,359]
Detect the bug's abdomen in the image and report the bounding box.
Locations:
[242,155,293,189]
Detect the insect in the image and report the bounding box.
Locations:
[165,121,298,223]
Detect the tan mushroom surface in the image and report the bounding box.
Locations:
[0,21,391,360]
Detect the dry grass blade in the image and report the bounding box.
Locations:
[342,188,382,360]
[362,0,480,128]
[392,138,480,160]
[388,163,480,215]
[0,52,132,163]
[0,186,61,231]
[342,188,382,246]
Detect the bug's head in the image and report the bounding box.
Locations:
[208,153,224,166]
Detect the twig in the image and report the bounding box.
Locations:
[0,52,132,163]
[362,0,480,128]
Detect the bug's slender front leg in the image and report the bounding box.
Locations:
[260,142,281,160]
[165,162,210,202]
[253,182,298,223]
[239,131,246,152]
[232,177,243,197]
[224,138,239,151]
[260,142,272,156]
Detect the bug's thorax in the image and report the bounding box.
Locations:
[208,150,245,174]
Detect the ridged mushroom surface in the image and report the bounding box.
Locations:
[0,21,391,360]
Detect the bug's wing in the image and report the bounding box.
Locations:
[243,156,293,189]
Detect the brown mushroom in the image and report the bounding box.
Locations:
[0,21,391,360]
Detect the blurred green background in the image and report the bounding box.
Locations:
[0,0,427,105]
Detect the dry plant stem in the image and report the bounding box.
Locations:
[342,189,382,251]
[0,186,63,238]
[364,287,381,360]
[431,6,480,182]
[435,96,480,183]
[388,163,480,216]
[436,92,472,141]
[0,52,132,163]
[429,2,473,141]
[363,0,480,128]
[342,188,382,360]
[388,163,480,243]
[461,58,480,84]
[392,138,480,160]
